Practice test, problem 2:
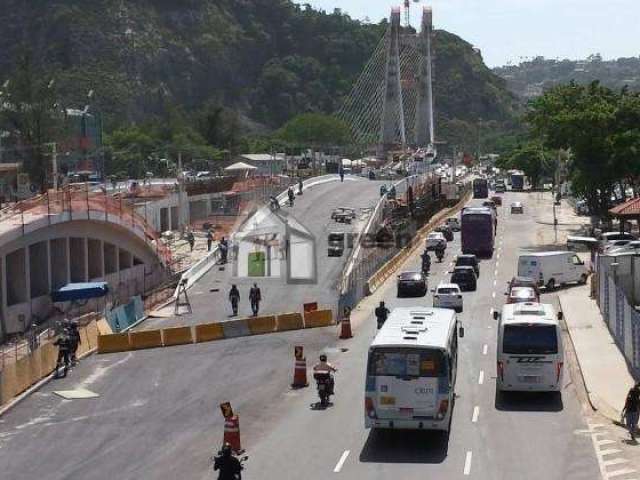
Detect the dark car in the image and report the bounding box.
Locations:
[490,195,502,206]
[397,271,428,297]
[506,276,540,297]
[455,254,480,277]
[450,266,477,292]
[435,224,454,241]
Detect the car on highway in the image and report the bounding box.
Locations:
[510,202,524,214]
[506,276,540,296]
[450,266,477,291]
[397,271,428,297]
[602,239,635,253]
[482,200,497,212]
[435,224,454,241]
[607,240,640,254]
[506,286,539,304]
[365,307,463,431]
[327,232,346,257]
[432,283,463,312]
[455,254,479,277]
[495,182,506,193]
[490,195,502,206]
[445,217,461,231]
[425,232,447,251]
[494,302,564,392]
[331,207,356,221]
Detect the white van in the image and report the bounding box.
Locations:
[517,251,588,290]
[364,307,463,431]
[493,302,564,392]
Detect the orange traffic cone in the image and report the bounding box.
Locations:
[339,307,353,339]
[223,415,243,453]
[291,357,309,388]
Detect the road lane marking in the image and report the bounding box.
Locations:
[483,344,488,355]
[606,468,636,478]
[599,449,622,456]
[463,451,473,475]
[493,279,497,286]
[596,439,616,447]
[472,406,479,423]
[494,269,498,276]
[497,252,500,259]
[478,370,485,385]
[333,450,350,473]
[496,261,499,268]
[603,458,629,467]
[492,292,496,299]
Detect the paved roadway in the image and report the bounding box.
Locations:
[0,191,602,480]
[141,176,386,329]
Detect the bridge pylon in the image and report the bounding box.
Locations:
[415,6,435,148]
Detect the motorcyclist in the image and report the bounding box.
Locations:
[269,195,280,211]
[54,328,72,378]
[213,443,242,480]
[375,301,390,329]
[287,187,295,206]
[421,250,431,274]
[313,354,337,395]
[435,243,445,262]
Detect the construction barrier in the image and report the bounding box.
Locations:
[291,358,309,388]
[277,312,304,331]
[248,315,277,335]
[162,326,193,346]
[303,310,333,329]
[96,318,114,335]
[194,323,225,343]
[222,319,251,339]
[129,330,163,350]
[97,332,132,354]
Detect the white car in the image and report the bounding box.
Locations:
[445,217,461,232]
[432,283,463,312]
[425,232,447,251]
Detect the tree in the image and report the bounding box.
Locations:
[0,51,63,190]
[277,113,350,146]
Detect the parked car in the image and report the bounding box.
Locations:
[455,254,480,277]
[328,232,346,257]
[517,251,588,290]
[603,239,635,253]
[490,195,502,206]
[507,286,539,304]
[397,271,428,297]
[495,183,506,193]
[450,266,477,291]
[510,202,524,214]
[432,283,463,312]
[445,217,461,232]
[482,200,497,212]
[435,224,454,241]
[426,232,447,251]
[331,207,356,221]
[607,240,640,254]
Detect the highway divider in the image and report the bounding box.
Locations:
[95,307,335,354]
[365,189,473,295]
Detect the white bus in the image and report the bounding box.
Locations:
[493,302,564,392]
[365,307,464,431]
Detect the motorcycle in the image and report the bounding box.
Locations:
[313,371,333,407]
[421,259,430,276]
[211,452,248,478]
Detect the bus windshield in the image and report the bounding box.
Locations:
[368,348,447,377]
[503,325,558,355]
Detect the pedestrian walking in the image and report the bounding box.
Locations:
[229,285,240,317]
[220,237,229,264]
[206,229,214,252]
[339,166,344,183]
[54,329,72,378]
[69,321,81,364]
[249,283,261,316]
[622,383,640,441]
[187,230,195,252]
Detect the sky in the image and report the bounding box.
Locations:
[294,0,640,67]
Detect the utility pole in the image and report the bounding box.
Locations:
[52,143,58,191]
[177,151,184,237]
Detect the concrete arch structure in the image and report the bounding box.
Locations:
[0,187,171,338]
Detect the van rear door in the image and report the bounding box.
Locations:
[517,256,539,280]
[367,348,446,419]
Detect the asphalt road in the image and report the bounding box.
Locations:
[0,190,602,480]
[141,176,387,329]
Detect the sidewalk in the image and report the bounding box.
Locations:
[558,283,636,421]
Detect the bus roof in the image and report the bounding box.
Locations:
[462,206,493,216]
[501,302,559,326]
[518,251,570,258]
[370,307,456,350]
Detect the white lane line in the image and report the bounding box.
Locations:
[483,344,488,355]
[607,468,637,478]
[478,370,485,385]
[463,451,473,475]
[603,458,629,467]
[492,292,496,299]
[333,450,350,473]
[497,252,500,259]
[496,261,499,268]
[472,406,480,423]
[493,279,497,286]
[596,439,616,447]
[599,448,622,456]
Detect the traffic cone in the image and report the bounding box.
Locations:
[339,316,353,339]
[223,415,243,454]
[291,357,309,388]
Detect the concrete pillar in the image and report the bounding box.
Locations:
[24,246,31,302]
[104,242,117,275]
[6,248,27,305]
[50,238,69,289]
[29,241,49,298]
[69,237,87,282]
[88,238,104,280]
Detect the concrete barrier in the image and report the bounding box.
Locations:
[248,315,277,335]
[162,326,194,346]
[276,312,304,331]
[222,319,251,339]
[40,343,57,376]
[194,323,225,343]
[129,330,163,350]
[14,357,31,395]
[0,363,17,405]
[304,309,334,328]
[97,332,132,354]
